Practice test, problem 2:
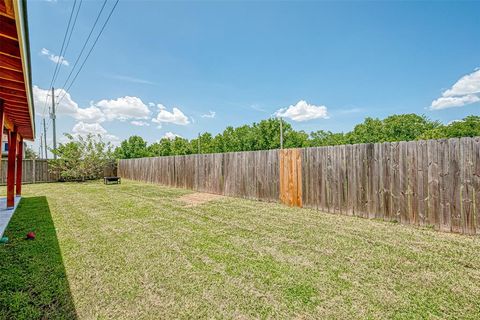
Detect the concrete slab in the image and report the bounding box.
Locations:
[0,196,21,238]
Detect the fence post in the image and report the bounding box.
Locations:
[32,159,36,184]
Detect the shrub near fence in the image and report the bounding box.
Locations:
[118,137,480,235]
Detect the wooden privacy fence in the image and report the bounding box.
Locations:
[118,137,480,235]
[0,160,116,184]
[119,150,279,202]
[0,159,58,185]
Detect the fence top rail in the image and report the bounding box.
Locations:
[119,149,280,162]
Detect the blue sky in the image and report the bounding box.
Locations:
[28,0,480,153]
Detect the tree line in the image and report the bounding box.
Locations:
[113,114,480,159]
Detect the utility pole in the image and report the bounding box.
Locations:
[197,133,201,154]
[279,117,283,149]
[43,118,48,159]
[39,133,43,159]
[51,87,57,159]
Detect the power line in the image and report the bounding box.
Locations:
[41,92,50,119]
[48,0,83,156]
[62,0,119,97]
[51,87,57,159]
[52,0,84,87]
[56,0,108,98]
[43,118,48,160]
[41,0,77,119]
[45,117,52,132]
[48,0,77,91]
[57,0,119,106]
[40,92,51,158]
[39,133,43,158]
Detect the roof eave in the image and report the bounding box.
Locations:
[12,0,34,140]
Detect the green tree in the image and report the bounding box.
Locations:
[114,135,149,159]
[50,134,113,181]
[419,116,480,139]
[446,116,480,137]
[251,119,283,150]
[382,114,439,141]
[284,129,309,148]
[309,130,347,147]
[346,117,384,144]
[417,127,446,140]
[346,114,439,144]
[24,146,38,159]
[170,137,192,155]
[211,133,227,153]
[228,125,256,151]
[148,139,172,156]
[195,132,216,154]
[115,113,479,159]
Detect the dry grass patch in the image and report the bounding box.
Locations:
[177,192,225,207]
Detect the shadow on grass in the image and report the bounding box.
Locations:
[0,196,77,319]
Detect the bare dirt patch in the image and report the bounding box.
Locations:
[178,192,225,207]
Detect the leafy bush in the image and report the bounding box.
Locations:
[49,134,114,181]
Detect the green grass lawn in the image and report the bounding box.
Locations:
[1,180,480,319]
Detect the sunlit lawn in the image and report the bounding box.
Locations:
[1,180,480,319]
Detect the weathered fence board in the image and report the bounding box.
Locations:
[119,137,480,235]
[0,159,57,185]
[300,138,480,235]
[118,150,280,203]
[0,159,117,185]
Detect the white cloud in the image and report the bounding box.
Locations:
[33,86,79,116]
[430,94,480,110]
[72,121,107,135]
[33,86,190,144]
[33,87,154,124]
[96,96,151,121]
[33,86,105,123]
[152,104,190,125]
[131,120,150,126]
[443,69,480,97]
[40,48,69,66]
[75,106,106,123]
[275,100,329,121]
[430,69,480,110]
[71,121,120,145]
[162,132,182,140]
[201,111,216,118]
